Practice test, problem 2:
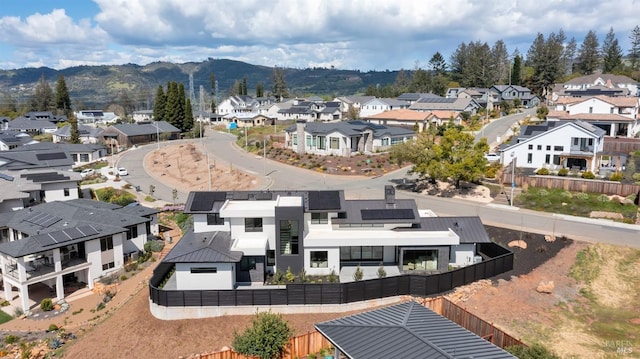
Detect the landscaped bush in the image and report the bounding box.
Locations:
[40,298,54,311]
[144,240,165,253]
[536,168,550,175]
[47,324,59,332]
[608,172,624,182]
[581,171,595,179]
[557,168,569,176]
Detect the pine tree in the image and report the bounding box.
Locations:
[630,25,640,71]
[561,37,577,76]
[256,83,264,97]
[164,82,181,129]
[601,27,623,73]
[69,115,80,144]
[428,52,447,74]
[577,30,600,74]
[491,40,509,84]
[242,77,248,96]
[271,67,288,100]
[511,54,523,86]
[393,69,411,94]
[183,98,193,132]
[54,74,72,118]
[209,72,216,110]
[153,85,166,121]
[32,74,54,111]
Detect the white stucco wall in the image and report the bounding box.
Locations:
[175,262,235,290]
[450,243,477,267]
[122,223,147,255]
[304,247,339,276]
[42,182,79,202]
[86,234,124,282]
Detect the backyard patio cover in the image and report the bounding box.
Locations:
[314,301,515,359]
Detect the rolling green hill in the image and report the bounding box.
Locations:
[0,59,399,109]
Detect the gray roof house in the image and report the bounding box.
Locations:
[315,301,515,359]
[409,97,481,114]
[101,121,180,149]
[285,120,416,156]
[53,123,104,144]
[13,142,107,167]
[490,85,540,108]
[0,131,37,151]
[7,117,58,135]
[0,148,74,171]
[0,199,159,312]
[0,170,83,212]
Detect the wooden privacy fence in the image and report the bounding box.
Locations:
[186,331,332,359]
[501,173,640,196]
[421,296,525,349]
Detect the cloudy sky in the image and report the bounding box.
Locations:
[0,0,638,71]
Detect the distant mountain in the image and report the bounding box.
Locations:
[0,59,399,109]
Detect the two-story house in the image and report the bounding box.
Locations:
[359,98,410,118]
[0,199,159,312]
[554,74,639,99]
[548,95,640,137]
[409,97,481,115]
[499,120,605,172]
[490,85,540,108]
[157,187,493,292]
[0,170,83,212]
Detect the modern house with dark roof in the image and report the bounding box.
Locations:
[0,170,82,212]
[315,301,515,359]
[13,142,106,167]
[0,199,159,312]
[285,120,415,156]
[555,74,639,98]
[0,131,37,151]
[490,85,540,108]
[7,117,58,136]
[409,97,481,114]
[0,148,74,171]
[159,187,493,293]
[100,121,180,149]
[53,123,105,144]
[359,98,410,118]
[499,120,606,172]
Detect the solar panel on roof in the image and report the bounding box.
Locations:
[36,152,67,161]
[308,191,341,210]
[40,225,100,247]
[22,172,69,182]
[0,173,14,181]
[361,209,415,220]
[190,192,226,211]
[23,211,63,227]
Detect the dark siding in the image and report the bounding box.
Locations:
[274,205,305,274]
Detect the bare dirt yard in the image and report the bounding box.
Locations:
[145,142,259,192]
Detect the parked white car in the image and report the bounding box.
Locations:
[80,168,95,178]
[484,153,500,163]
[117,168,128,176]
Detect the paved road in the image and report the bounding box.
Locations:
[475,108,536,149]
[118,129,640,248]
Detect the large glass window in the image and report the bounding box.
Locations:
[126,226,138,240]
[310,251,328,268]
[329,137,339,149]
[317,136,326,150]
[207,213,224,225]
[340,246,383,261]
[267,250,276,266]
[240,257,256,271]
[100,237,113,252]
[311,212,328,224]
[245,218,263,232]
[280,220,299,255]
[403,249,438,271]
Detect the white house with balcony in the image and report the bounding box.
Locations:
[499,120,606,172]
[156,188,493,291]
[0,199,159,312]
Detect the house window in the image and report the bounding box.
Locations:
[245,218,263,232]
[102,262,115,270]
[80,154,89,162]
[554,146,564,151]
[190,267,217,273]
[553,155,561,165]
[306,135,312,148]
[100,237,113,252]
[317,136,326,150]
[329,137,339,149]
[573,138,579,145]
[381,138,389,146]
[537,145,542,150]
[240,257,256,271]
[292,134,297,146]
[126,226,138,240]
[280,220,299,255]
[528,144,533,150]
[340,246,383,261]
[206,213,224,225]
[391,137,403,145]
[310,251,328,268]
[546,145,551,151]
[545,154,550,164]
[527,153,532,163]
[267,250,276,266]
[588,138,593,146]
[63,188,70,197]
[311,212,328,224]
[72,154,78,161]
[589,107,593,113]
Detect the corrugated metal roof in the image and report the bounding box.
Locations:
[418,217,491,243]
[162,230,242,263]
[315,301,516,359]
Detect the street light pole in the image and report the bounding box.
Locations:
[156,122,160,150]
[263,137,266,176]
[245,127,248,149]
[510,151,515,206]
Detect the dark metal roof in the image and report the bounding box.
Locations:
[162,230,242,263]
[315,301,516,359]
[285,120,415,139]
[111,121,180,136]
[333,199,419,225]
[308,191,341,211]
[418,217,491,243]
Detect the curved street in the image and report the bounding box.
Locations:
[118,129,640,249]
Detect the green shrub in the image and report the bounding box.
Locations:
[285,267,296,283]
[505,343,560,358]
[124,262,138,272]
[353,265,364,281]
[575,192,589,200]
[536,168,550,175]
[581,171,595,179]
[232,311,293,359]
[561,191,573,199]
[377,264,387,278]
[4,334,19,344]
[557,168,569,176]
[608,172,624,181]
[120,274,128,281]
[47,324,59,332]
[40,298,54,311]
[144,240,165,253]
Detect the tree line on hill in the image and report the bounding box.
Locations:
[365,26,640,100]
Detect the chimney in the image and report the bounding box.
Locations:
[384,185,395,205]
[295,120,306,154]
